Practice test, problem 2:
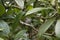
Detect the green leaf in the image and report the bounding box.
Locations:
[15,0,24,9]
[0,4,5,16]
[14,8,20,13]
[0,20,10,36]
[0,0,2,4]
[7,8,20,15]
[12,11,24,30]
[26,0,35,5]
[43,35,53,40]
[26,5,33,10]
[0,28,4,31]
[55,19,60,38]
[51,0,55,5]
[14,30,28,40]
[25,7,54,16]
[38,18,55,37]
[58,0,60,2]
[7,8,14,15]
[0,38,4,40]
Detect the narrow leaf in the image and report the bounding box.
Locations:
[25,7,54,16]
[38,18,55,37]
[14,30,28,40]
[43,35,53,40]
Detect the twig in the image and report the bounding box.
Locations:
[20,20,38,32]
[44,32,55,36]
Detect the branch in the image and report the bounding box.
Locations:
[20,20,38,32]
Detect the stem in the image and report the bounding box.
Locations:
[55,0,58,11]
[20,20,38,32]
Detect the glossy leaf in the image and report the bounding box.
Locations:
[15,0,24,9]
[51,0,55,5]
[55,19,60,38]
[0,20,10,36]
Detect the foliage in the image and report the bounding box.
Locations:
[0,0,60,40]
